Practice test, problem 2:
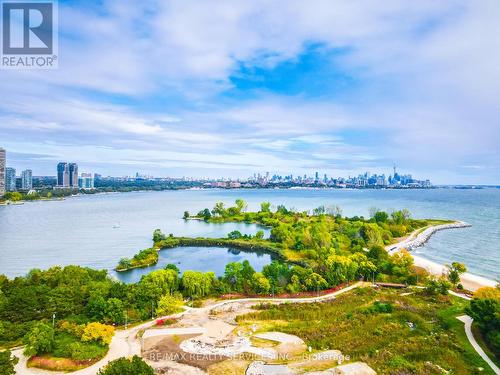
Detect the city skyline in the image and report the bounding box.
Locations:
[0,147,435,184]
[1,2,499,184]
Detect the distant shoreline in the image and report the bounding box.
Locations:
[1,185,498,206]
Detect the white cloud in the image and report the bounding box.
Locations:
[0,0,499,183]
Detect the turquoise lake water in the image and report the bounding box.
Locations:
[0,188,498,282]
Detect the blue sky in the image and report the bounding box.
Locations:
[0,0,499,184]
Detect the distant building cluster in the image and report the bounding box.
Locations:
[56,162,95,190]
[0,147,35,195]
[0,145,432,198]
[57,162,78,188]
[204,166,431,189]
[0,148,96,197]
[0,148,5,196]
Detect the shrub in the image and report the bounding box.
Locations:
[23,322,54,357]
[97,355,154,375]
[364,301,394,314]
[156,293,184,316]
[81,322,114,345]
[68,341,107,360]
[0,349,18,375]
[425,277,451,296]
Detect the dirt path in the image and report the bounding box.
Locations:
[12,283,362,374]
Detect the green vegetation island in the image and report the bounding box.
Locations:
[1,200,498,374]
[117,199,452,277]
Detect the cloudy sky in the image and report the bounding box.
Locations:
[1,0,499,184]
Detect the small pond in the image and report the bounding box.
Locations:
[113,246,277,283]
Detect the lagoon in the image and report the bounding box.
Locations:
[114,246,276,283]
[0,188,499,280]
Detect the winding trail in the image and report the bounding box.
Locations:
[13,282,361,375]
[456,316,500,375]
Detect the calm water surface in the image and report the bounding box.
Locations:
[115,246,276,283]
[0,189,498,281]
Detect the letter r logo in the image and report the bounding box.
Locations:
[2,2,53,54]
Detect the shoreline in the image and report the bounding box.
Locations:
[387,222,497,291]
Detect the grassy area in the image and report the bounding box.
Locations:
[28,332,108,371]
[28,355,100,372]
[472,323,500,367]
[237,287,495,374]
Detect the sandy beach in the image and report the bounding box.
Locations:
[387,222,497,291]
[412,255,497,291]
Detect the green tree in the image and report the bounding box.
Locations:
[227,230,243,240]
[86,295,107,321]
[446,262,467,286]
[152,229,166,243]
[374,211,389,223]
[425,277,451,295]
[212,202,226,217]
[251,272,271,294]
[182,271,215,299]
[201,208,212,221]
[390,249,414,279]
[156,293,184,316]
[183,211,190,219]
[254,230,264,240]
[360,223,384,246]
[105,298,125,324]
[164,263,180,274]
[313,206,326,215]
[23,322,54,357]
[97,356,154,375]
[82,322,114,345]
[0,349,18,375]
[260,201,271,213]
[270,223,292,244]
[118,258,132,270]
[235,199,247,213]
[5,192,23,201]
[262,262,290,292]
[350,253,377,279]
[325,255,358,286]
[224,261,256,292]
[367,245,390,269]
[391,209,411,225]
[466,295,500,353]
[304,272,328,291]
[138,269,179,301]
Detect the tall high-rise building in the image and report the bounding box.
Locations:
[69,163,78,188]
[78,173,94,189]
[6,167,16,192]
[0,148,5,196]
[21,169,33,190]
[57,162,69,187]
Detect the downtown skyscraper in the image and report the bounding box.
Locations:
[69,163,78,188]
[57,162,79,188]
[57,162,69,187]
